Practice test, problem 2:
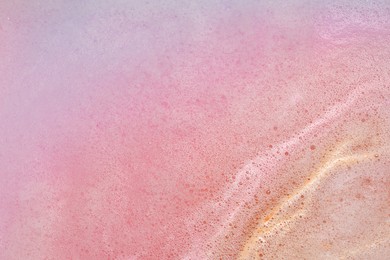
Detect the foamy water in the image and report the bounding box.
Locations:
[0,1,389,259]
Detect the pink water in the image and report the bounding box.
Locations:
[0,1,389,259]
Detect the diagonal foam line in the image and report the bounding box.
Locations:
[222,83,369,203]
[238,141,378,258]
[183,84,373,258]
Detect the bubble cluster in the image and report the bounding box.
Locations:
[1,0,389,259]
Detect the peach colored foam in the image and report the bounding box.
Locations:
[0,1,389,259]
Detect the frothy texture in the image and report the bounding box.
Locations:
[0,1,389,259]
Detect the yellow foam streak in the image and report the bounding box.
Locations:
[238,141,377,259]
